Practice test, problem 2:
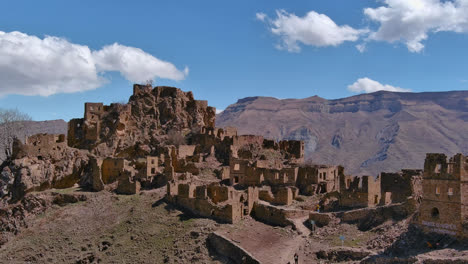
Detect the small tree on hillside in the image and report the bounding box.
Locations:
[167,129,186,147]
[145,79,153,87]
[0,108,32,161]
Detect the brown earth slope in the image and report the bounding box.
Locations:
[216,90,468,176]
[0,187,222,264]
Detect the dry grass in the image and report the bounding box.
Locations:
[0,188,221,264]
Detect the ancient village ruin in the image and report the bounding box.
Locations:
[1,84,467,263]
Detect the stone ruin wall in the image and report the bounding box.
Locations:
[12,133,67,160]
[338,175,381,209]
[258,186,297,206]
[380,169,422,205]
[419,153,468,238]
[166,181,258,224]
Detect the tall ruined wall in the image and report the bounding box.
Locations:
[461,155,468,232]
[419,153,467,237]
[366,176,381,207]
[339,175,381,209]
[296,166,319,195]
[380,170,422,204]
[101,158,125,184]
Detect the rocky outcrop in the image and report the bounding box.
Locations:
[69,85,216,160]
[2,145,90,202]
[0,192,87,246]
[52,193,87,206]
[88,157,104,192]
[130,86,215,132]
[0,193,49,246]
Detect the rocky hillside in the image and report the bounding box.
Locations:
[0,119,67,161]
[216,90,468,175]
[1,85,218,204]
[69,85,216,158]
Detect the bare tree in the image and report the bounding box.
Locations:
[167,129,186,147]
[0,108,32,162]
[145,79,153,87]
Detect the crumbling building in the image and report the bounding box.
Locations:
[13,133,67,160]
[380,169,422,205]
[338,175,381,209]
[419,153,468,238]
[296,165,342,195]
[166,181,259,224]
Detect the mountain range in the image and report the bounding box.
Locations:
[216,90,468,176]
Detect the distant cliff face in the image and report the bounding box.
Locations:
[216,91,468,176]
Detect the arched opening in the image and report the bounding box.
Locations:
[431,207,440,218]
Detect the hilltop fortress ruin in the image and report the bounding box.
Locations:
[1,84,467,259]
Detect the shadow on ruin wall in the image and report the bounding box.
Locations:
[312,199,418,231]
[151,197,198,222]
[340,200,417,231]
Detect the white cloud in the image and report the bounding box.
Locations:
[93,43,187,83]
[364,0,468,53]
[215,108,224,114]
[257,10,368,52]
[356,43,367,53]
[256,12,267,22]
[258,1,468,53]
[348,77,411,93]
[0,31,187,97]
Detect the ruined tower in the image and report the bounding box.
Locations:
[419,153,468,238]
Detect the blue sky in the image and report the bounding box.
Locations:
[1,0,468,121]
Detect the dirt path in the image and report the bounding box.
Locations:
[290,216,311,236]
